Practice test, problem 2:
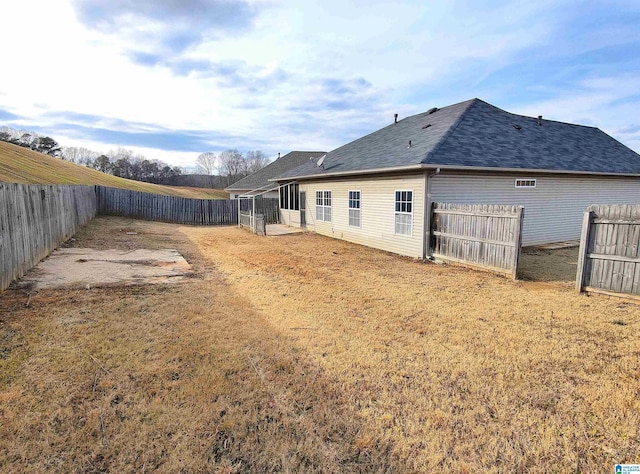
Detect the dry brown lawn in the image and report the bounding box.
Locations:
[1,217,638,473]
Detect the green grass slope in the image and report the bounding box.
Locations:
[0,141,228,199]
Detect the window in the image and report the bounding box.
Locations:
[515,178,536,188]
[279,185,288,209]
[348,190,361,227]
[289,183,299,210]
[279,183,299,210]
[394,190,413,235]
[316,190,332,222]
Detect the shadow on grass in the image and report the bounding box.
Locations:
[0,217,400,473]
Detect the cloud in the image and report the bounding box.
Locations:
[0,109,20,121]
[38,110,243,151]
[71,0,260,59]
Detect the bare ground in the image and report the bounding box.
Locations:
[1,217,638,473]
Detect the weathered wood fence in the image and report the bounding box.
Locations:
[431,202,524,279]
[0,183,96,290]
[2,185,280,291]
[576,204,640,299]
[96,186,238,225]
[239,211,266,236]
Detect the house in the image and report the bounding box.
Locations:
[273,98,640,258]
[225,151,326,199]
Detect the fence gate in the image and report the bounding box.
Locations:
[576,204,640,299]
[239,211,266,236]
[430,203,524,279]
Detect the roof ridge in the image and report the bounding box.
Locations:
[422,98,479,164]
[399,97,478,122]
[480,100,601,130]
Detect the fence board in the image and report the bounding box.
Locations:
[431,202,524,279]
[0,183,96,291]
[577,204,640,297]
[95,186,273,226]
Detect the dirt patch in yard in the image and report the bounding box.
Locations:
[519,245,579,282]
[1,216,638,473]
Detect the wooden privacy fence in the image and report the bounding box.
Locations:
[96,186,238,225]
[0,183,96,291]
[431,202,524,279]
[576,204,640,299]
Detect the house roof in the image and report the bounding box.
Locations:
[275,99,640,181]
[225,151,327,191]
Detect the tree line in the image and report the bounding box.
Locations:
[0,126,270,188]
[195,150,269,188]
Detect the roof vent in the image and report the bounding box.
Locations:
[394,113,398,123]
[422,124,432,129]
[537,115,543,126]
[407,140,412,148]
[513,124,522,130]
[278,152,281,159]
[427,107,438,115]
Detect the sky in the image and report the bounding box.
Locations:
[1,0,639,168]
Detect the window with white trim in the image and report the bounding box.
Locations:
[394,190,413,235]
[515,178,536,188]
[315,190,332,222]
[348,191,361,227]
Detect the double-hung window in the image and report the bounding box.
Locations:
[348,191,361,227]
[315,190,332,222]
[394,190,413,235]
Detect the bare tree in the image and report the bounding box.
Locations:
[245,150,269,174]
[195,152,219,188]
[218,149,244,187]
[61,146,98,164]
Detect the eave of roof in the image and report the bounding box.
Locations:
[271,163,640,182]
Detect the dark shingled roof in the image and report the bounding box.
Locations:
[226,151,326,191]
[275,99,640,180]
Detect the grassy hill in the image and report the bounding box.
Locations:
[0,141,228,199]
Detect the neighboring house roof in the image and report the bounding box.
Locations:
[226,151,327,192]
[275,98,640,181]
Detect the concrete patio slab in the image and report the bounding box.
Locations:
[266,224,306,236]
[19,248,192,290]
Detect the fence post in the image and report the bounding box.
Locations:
[575,210,593,293]
[511,206,524,280]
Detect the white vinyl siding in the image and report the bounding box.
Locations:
[300,175,425,258]
[430,173,640,246]
[316,190,332,222]
[348,190,361,227]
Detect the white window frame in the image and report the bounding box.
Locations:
[315,190,332,222]
[515,178,536,188]
[394,190,413,236]
[348,190,361,228]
